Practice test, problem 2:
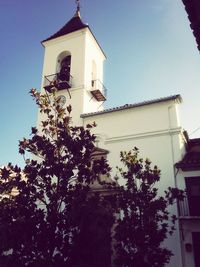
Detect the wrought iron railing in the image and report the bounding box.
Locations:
[91,79,107,97]
[178,197,190,217]
[43,72,73,91]
[178,197,200,217]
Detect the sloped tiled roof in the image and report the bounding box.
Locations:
[81,94,182,118]
[41,11,106,57]
[176,138,200,171]
[42,12,88,43]
[182,0,200,51]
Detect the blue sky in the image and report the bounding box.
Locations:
[0,0,200,167]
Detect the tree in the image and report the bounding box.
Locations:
[0,88,113,267]
[114,148,184,267]
[0,88,184,267]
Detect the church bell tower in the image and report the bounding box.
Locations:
[40,3,106,125]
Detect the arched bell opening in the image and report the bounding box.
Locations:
[57,55,71,82]
[43,51,73,93]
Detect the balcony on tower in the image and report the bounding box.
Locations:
[43,71,73,93]
[90,79,107,102]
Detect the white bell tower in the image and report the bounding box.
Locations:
[40,4,106,125]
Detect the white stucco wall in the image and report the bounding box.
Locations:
[82,99,184,267]
[84,29,105,90]
[83,101,181,139]
[82,29,106,114]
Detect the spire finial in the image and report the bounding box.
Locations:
[75,0,81,17]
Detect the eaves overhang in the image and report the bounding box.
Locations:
[182,0,200,51]
[175,138,200,171]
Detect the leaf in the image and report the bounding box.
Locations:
[31,127,38,134]
[67,105,72,114]
[0,167,11,180]
[86,124,93,129]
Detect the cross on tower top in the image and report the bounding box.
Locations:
[75,0,80,12]
[74,0,81,17]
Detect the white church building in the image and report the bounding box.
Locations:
[38,6,200,267]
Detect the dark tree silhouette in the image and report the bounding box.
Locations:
[0,89,184,267]
[0,88,113,267]
[114,148,184,267]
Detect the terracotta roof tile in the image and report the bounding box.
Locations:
[81,94,182,118]
[176,138,200,171]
